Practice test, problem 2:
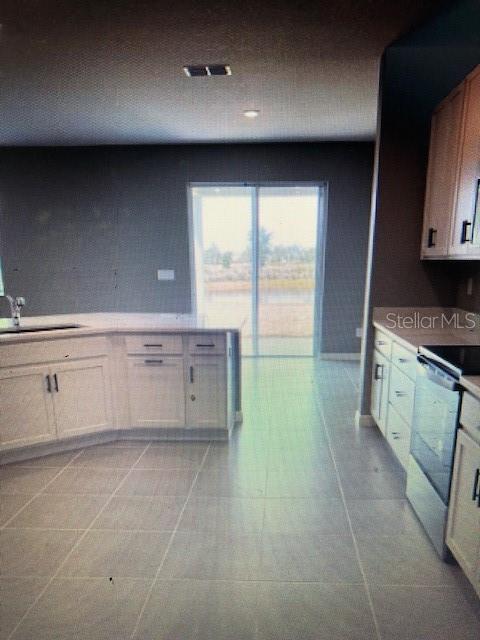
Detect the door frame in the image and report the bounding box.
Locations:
[187,181,328,356]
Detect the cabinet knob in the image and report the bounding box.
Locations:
[190,394,196,401]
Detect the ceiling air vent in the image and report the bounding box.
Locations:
[183,64,231,77]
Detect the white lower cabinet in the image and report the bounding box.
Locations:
[52,358,113,438]
[0,329,233,454]
[446,429,480,597]
[127,357,185,428]
[371,328,416,470]
[186,355,227,429]
[386,404,411,470]
[0,365,56,448]
[0,357,113,449]
[371,349,390,435]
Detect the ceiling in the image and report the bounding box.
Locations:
[0,0,444,146]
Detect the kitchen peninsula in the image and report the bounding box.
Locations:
[0,313,241,464]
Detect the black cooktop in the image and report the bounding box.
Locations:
[419,345,480,378]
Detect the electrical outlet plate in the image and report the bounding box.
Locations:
[157,269,175,281]
[467,277,474,296]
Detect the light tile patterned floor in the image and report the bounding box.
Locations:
[0,359,479,639]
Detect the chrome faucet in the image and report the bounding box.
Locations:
[2,295,26,326]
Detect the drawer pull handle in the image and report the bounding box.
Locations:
[398,358,409,364]
[377,340,387,346]
[144,344,163,348]
[53,373,59,392]
[461,220,472,244]
[190,366,194,384]
[144,359,164,365]
[393,435,401,440]
[394,390,407,397]
[196,343,215,348]
[390,431,400,435]
[427,227,437,248]
[46,375,52,393]
[473,469,480,505]
[374,364,383,380]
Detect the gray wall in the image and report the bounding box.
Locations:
[0,142,373,353]
[359,0,480,413]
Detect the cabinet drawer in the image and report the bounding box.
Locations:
[391,342,417,381]
[125,334,183,355]
[460,392,480,444]
[374,330,392,359]
[188,333,226,355]
[386,404,411,470]
[0,336,109,367]
[389,365,415,425]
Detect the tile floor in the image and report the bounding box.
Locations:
[0,359,479,639]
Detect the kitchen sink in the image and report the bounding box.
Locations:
[0,324,83,334]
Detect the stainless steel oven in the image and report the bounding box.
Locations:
[407,353,462,559]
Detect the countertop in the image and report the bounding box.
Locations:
[0,313,241,345]
[373,307,480,400]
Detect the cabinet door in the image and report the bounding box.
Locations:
[127,357,185,428]
[450,68,480,256]
[0,365,56,448]
[446,430,480,591]
[186,355,227,429]
[422,85,465,258]
[371,350,389,435]
[51,358,113,438]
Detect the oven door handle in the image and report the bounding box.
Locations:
[416,356,461,392]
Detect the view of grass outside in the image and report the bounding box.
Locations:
[194,186,320,356]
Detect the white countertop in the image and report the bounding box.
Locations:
[373,307,480,399]
[0,313,241,345]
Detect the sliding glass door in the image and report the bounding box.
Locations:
[190,184,325,356]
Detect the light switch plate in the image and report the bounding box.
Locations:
[157,269,175,281]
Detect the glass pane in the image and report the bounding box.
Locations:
[192,186,254,355]
[258,186,319,356]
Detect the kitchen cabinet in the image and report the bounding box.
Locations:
[371,349,390,436]
[421,65,480,259]
[421,84,465,258]
[386,403,411,469]
[186,355,227,429]
[0,356,113,448]
[446,429,480,597]
[371,328,415,470]
[0,327,236,458]
[0,365,56,448]
[127,356,185,428]
[450,66,480,257]
[51,358,113,438]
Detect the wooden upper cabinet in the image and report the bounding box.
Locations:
[422,85,465,257]
[451,66,480,257]
[421,64,480,260]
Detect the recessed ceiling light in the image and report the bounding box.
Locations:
[243,109,260,119]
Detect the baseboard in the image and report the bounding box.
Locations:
[0,426,230,465]
[355,410,376,427]
[319,353,361,361]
